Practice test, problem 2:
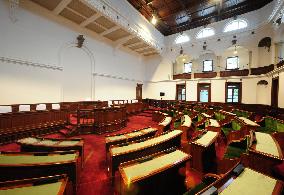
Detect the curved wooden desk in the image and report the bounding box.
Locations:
[119,148,190,195]
[105,127,157,153]
[0,175,69,195]
[248,132,283,177]
[0,151,79,193]
[17,137,84,167]
[109,130,182,181]
[191,131,219,173]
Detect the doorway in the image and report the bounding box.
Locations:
[198,83,211,102]
[271,77,279,107]
[136,84,143,101]
[176,84,186,101]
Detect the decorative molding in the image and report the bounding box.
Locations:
[145,74,268,83]
[266,64,284,76]
[0,56,63,71]
[80,0,164,53]
[269,0,284,22]
[93,72,143,82]
[9,0,19,23]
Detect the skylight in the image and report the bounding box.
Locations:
[196,28,215,39]
[224,19,248,32]
[175,34,190,44]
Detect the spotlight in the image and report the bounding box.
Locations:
[151,15,158,25]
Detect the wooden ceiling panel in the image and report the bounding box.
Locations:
[86,22,106,34]
[139,48,156,53]
[59,8,85,24]
[127,0,273,35]
[67,0,96,18]
[129,43,148,50]
[95,16,116,29]
[123,37,141,46]
[144,52,158,56]
[30,0,61,11]
[103,28,131,41]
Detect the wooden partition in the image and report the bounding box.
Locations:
[93,106,127,134]
[0,106,68,145]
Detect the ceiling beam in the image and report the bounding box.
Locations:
[80,12,101,27]
[53,0,72,15]
[100,26,120,36]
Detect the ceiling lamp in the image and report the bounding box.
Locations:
[151,14,158,25]
[234,46,238,55]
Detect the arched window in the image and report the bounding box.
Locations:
[175,34,190,44]
[196,28,215,39]
[224,19,248,32]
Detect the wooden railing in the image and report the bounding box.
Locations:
[220,69,249,77]
[251,64,274,75]
[194,72,217,78]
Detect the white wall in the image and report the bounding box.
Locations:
[0,1,144,104]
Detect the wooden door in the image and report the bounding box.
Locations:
[136,84,143,101]
[271,77,279,107]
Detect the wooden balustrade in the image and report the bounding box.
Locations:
[0,107,68,145]
[194,72,217,78]
[220,69,249,77]
[173,73,191,80]
[251,64,274,75]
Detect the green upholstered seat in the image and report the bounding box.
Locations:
[257,117,284,133]
[224,137,248,159]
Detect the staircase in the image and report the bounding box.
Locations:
[59,124,79,137]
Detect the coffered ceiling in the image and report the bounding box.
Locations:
[27,0,159,56]
[127,0,274,36]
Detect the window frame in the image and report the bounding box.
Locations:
[226,56,239,70]
[203,60,213,72]
[224,19,248,33]
[184,62,192,73]
[175,34,190,44]
[225,82,242,103]
[196,27,215,39]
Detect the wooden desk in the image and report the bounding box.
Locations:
[219,168,283,195]
[191,131,218,173]
[197,163,283,195]
[180,115,192,143]
[0,175,69,195]
[0,151,79,193]
[105,127,157,153]
[157,117,172,134]
[119,149,190,195]
[206,119,221,132]
[109,130,182,180]
[248,132,283,177]
[17,137,84,167]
